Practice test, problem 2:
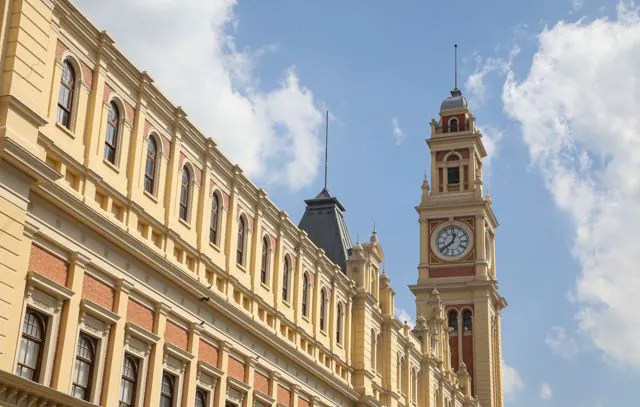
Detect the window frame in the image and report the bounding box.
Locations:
[209,193,221,245]
[104,101,121,165]
[301,272,310,318]
[179,165,192,222]
[15,308,48,382]
[260,236,270,286]
[144,135,160,195]
[282,256,291,302]
[336,302,344,345]
[71,332,98,401]
[160,371,176,407]
[449,117,459,133]
[236,216,246,266]
[319,288,327,332]
[448,309,459,336]
[57,60,77,129]
[119,353,140,407]
[195,387,209,407]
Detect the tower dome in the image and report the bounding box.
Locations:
[440,88,469,111]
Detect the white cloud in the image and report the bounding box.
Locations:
[465,46,520,105]
[545,326,580,358]
[74,0,323,191]
[392,117,404,145]
[572,0,584,13]
[503,2,640,366]
[395,308,415,328]
[503,362,524,400]
[539,382,553,400]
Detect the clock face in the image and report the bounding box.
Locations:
[435,225,470,258]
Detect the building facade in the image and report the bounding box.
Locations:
[0,1,505,407]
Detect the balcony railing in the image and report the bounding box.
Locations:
[0,370,97,406]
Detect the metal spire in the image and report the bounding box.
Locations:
[454,44,458,90]
[324,110,329,190]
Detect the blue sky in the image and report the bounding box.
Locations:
[77,0,639,405]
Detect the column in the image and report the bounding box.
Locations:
[182,323,202,407]
[145,303,170,406]
[126,72,153,201]
[101,278,135,405]
[249,192,266,292]
[244,357,257,407]
[345,297,352,365]
[163,107,185,229]
[291,384,299,407]
[224,166,242,274]
[214,341,232,407]
[269,372,281,407]
[51,252,90,391]
[197,140,214,252]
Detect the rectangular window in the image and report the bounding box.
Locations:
[447,167,460,184]
[16,308,48,382]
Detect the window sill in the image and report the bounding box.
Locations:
[209,241,221,253]
[320,329,327,336]
[178,217,191,229]
[103,158,120,173]
[143,190,158,203]
[260,282,270,291]
[236,263,246,272]
[301,315,309,323]
[282,299,291,308]
[55,122,76,139]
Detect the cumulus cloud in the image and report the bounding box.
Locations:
[539,382,553,400]
[465,46,520,105]
[503,363,524,400]
[392,117,404,145]
[545,326,580,358]
[572,0,584,13]
[395,308,415,328]
[74,0,323,190]
[503,2,640,366]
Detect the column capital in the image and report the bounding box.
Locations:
[71,251,92,268]
[155,302,171,316]
[117,278,135,294]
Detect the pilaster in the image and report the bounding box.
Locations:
[145,302,170,406]
[51,251,90,391]
[182,323,202,407]
[101,278,135,406]
[214,341,232,407]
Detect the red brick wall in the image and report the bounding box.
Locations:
[254,371,269,395]
[462,334,475,394]
[82,274,115,311]
[449,335,460,371]
[277,385,291,407]
[198,339,219,367]
[126,299,154,332]
[228,356,245,382]
[429,266,474,278]
[28,245,68,287]
[165,321,188,350]
[299,398,310,407]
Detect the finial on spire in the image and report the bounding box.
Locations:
[454,44,458,90]
[324,110,329,191]
[373,221,376,234]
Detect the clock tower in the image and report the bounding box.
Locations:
[410,86,507,407]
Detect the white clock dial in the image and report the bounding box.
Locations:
[435,225,470,258]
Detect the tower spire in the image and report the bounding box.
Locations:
[324,110,329,191]
[454,44,458,90]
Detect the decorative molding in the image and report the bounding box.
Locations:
[80,299,120,325]
[198,361,224,380]
[125,322,160,344]
[26,271,73,301]
[164,342,194,365]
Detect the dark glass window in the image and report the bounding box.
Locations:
[449,118,458,132]
[301,272,309,317]
[104,102,120,164]
[160,372,175,407]
[447,167,460,184]
[72,333,97,401]
[119,354,139,407]
[282,256,290,301]
[336,303,344,344]
[179,166,191,221]
[463,309,473,332]
[57,61,75,128]
[236,217,246,265]
[320,288,327,331]
[209,194,220,244]
[260,236,269,285]
[16,309,47,381]
[144,137,158,194]
[448,309,458,335]
[195,388,208,407]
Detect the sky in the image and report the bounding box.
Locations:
[74,0,639,405]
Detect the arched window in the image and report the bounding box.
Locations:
[72,333,97,400]
[370,329,376,372]
[400,356,407,394]
[282,256,291,302]
[236,217,246,266]
[16,309,47,381]
[260,236,269,285]
[336,302,344,344]
[302,272,310,317]
[449,118,459,132]
[179,166,191,221]
[195,388,208,407]
[411,368,417,401]
[209,194,220,245]
[446,153,461,187]
[463,309,473,332]
[160,372,175,407]
[104,101,120,164]
[320,288,327,331]
[448,309,458,335]
[376,333,382,372]
[57,60,75,128]
[144,137,158,194]
[119,354,138,407]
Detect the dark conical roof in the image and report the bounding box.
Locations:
[298,188,352,272]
